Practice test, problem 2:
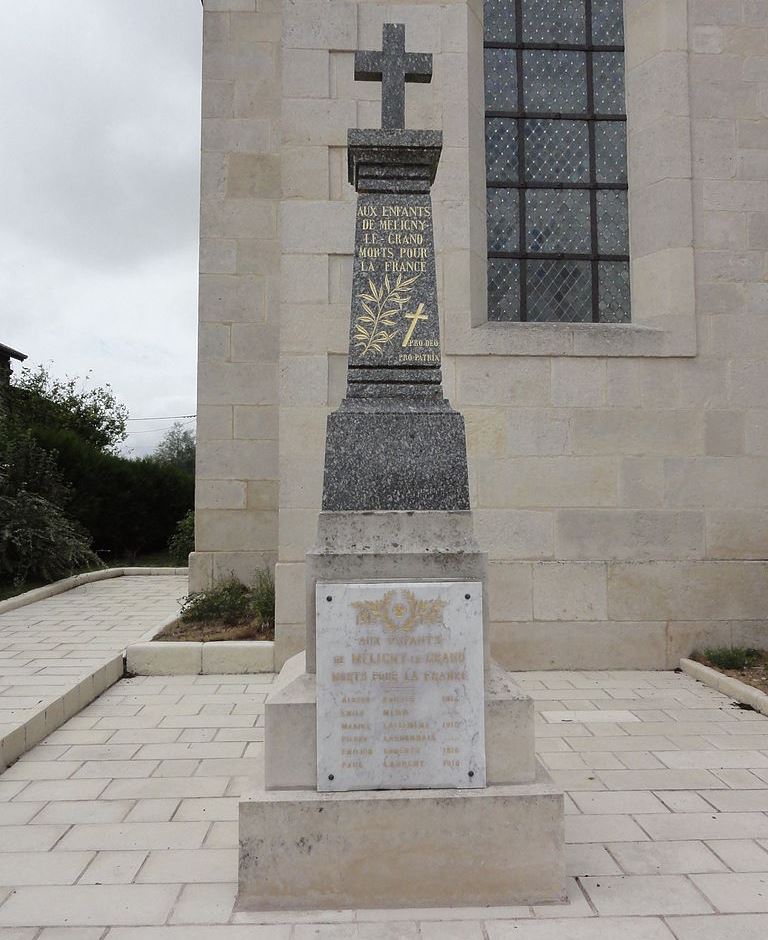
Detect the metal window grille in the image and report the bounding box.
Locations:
[484,0,631,323]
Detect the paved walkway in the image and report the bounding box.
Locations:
[0,669,766,936]
[0,575,186,759]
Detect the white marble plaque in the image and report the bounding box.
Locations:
[316,581,486,792]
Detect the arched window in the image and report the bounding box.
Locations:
[484,0,630,323]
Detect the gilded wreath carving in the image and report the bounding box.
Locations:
[353,273,421,357]
[352,589,447,632]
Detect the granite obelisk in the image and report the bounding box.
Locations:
[322,23,469,512]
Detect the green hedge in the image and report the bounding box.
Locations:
[32,427,194,560]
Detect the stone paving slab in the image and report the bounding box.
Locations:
[0,669,766,936]
[0,575,185,771]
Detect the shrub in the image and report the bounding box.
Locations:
[700,647,762,671]
[31,427,194,559]
[168,510,195,566]
[0,490,101,585]
[10,364,128,451]
[180,571,275,628]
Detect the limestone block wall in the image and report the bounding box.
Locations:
[195,0,768,670]
[191,0,282,590]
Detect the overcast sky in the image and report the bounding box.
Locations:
[0,1,203,455]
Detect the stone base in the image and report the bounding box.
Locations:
[264,653,535,790]
[238,765,565,910]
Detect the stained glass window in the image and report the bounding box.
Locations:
[484,0,630,323]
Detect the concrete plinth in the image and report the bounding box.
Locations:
[238,767,565,910]
[241,508,565,909]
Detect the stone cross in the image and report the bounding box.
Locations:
[354,23,433,130]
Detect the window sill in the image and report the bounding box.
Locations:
[444,318,697,359]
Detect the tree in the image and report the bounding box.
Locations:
[152,421,196,475]
[10,364,128,451]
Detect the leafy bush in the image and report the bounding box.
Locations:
[700,647,762,671]
[180,571,275,628]
[168,510,194,566]
[153,422,196,475]
[0,420,71,506]
[0,490,101,586]
[31,427,194,559]
[10,364,128,451]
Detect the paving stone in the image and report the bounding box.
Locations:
[0,826,69,852]
[666,913,768,939]
[419,922,485,940]
[571,791,669,815]
[543,711,640,724]
[136,849,237,884]
[565,814,650,843]
[703,791,768,812]
[31,800,132,825]
[691,873,768,912]
[174,798,240,821]
[635,813,768,842]
[706,840,768,872]
[56,822,209,852]
[79,851,148,885]
[0,852,93,886]
[0,803,45,825]
[168,882,238,924]
[10,780,109,803]
[486,916,676,938]
[566,844,623,876]
[596,770,728,790]
[580,875,714,915]
[0,884,180,926]
[108,929,290,938]
[606,840,727,874]
[656,751,768,769]
[38,928,106,939]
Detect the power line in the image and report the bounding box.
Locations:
[126,414,196,422]
[125,419,196,436]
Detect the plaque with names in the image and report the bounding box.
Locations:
[316,581,486,792]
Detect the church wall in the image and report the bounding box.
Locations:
[191,0,283,591]
[196,0,768,670]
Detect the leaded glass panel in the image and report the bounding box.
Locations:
[525,120,590,183]
[528,261,592,323]
[522,0,585,44]
[598,261,631,323]
[485,48,518,111]
[596,190,628,254]
[487,188,519,252]
[526,190,591,254]
[488,259,521,321]
[594,121,627,183]
[484,0,630,323]
[485,0,517,42]
[486,118,518,182]
[592,52,625,114]
[592,0,624,45]
[523,51,587,112]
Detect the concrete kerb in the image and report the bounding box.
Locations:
[126,639,275,676]
[0,567,187,772]
[680,657,768,717]
[0,566,189,616]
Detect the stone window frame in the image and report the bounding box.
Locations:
[444,0,696,358]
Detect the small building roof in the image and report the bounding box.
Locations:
[0,343,27,362]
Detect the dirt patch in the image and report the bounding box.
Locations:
[154,618,274,643]
[692,650,768,696]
